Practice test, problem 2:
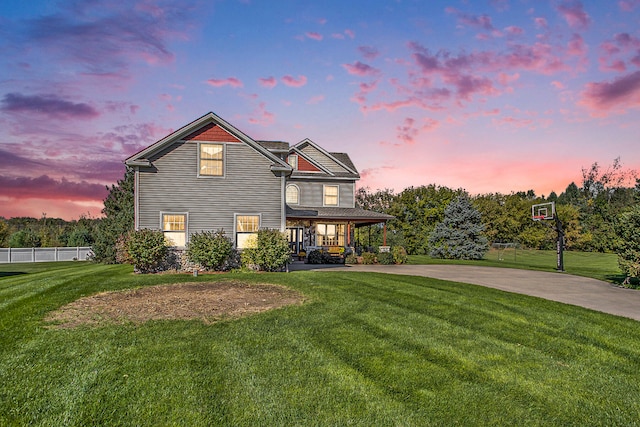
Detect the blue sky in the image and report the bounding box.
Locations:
[1,0,639,219]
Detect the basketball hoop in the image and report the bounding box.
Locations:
[531,202,555,221]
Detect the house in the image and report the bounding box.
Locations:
[125,112,392,259]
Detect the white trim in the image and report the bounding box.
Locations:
[323,184,340,207]
[286,183,300,205]
[125,112,292,171]
[234,213,262,248]
[291,138,358,175]
[197,142,226,178]
[160,212,189,247]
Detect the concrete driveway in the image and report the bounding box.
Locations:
[293,263,640,321]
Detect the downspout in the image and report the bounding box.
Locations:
[280,173,286,232]
[134,167,140,230]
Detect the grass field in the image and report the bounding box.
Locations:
[1,259,639,426]
[410,248,623,283]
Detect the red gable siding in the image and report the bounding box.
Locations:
[183,123,241,142]
[298,155,321,172]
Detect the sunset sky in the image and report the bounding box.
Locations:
[1,0,639,220]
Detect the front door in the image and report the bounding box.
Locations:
[286,228,304,254]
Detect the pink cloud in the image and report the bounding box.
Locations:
[579,70,640,114]
[331,33,345,40]
[281,75,307,87]
[619,0,640,11]
[534,17,548,28]
[358,46,380,60]
[504,26,524,36]
[206,77,243,88]
[344,29,355,39]
[259,76,277,88]
[0,174,108,202]
[556,1,590,30]
[248,102,275,126]
[306,32,323,41]
[598,33,640,72]
[446,7,495,31]
[343,61,380,76]
[567,33,587,56]
[396,117,419,144]
[551,81,566,89]
[306,95,325,105]
[0,93,99,119]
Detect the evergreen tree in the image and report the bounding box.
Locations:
[616,205,640,285]
[429,194,488,260]
[92,169,135,263]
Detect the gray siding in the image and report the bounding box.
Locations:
[138,140,283,240]
[288,179,354,208]
[300,145,349,174]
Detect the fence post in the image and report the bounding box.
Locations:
[55,247,58,261]
[32,247,35,262]
[77,246,80,260]
[8,247,11,263]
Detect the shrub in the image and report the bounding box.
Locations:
[345,253,358,264]
[121,229,168,273]
[241,229,291,272]
[187,230,236,271]
[377,252,394,265]
[392,246,408,264]
[306,249,326,264]
[362,252,376,265]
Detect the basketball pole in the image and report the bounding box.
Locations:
[555,215,565,272]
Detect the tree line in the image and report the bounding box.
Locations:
[356,158,639,255]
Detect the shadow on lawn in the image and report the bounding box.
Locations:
[0,272,27,278]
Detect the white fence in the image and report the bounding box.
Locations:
[0,247,93,263]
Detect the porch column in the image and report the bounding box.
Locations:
[347,222,351,246]
[383,223,387,246]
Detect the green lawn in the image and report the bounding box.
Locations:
[1,261,639,426]
[410,248,623,283]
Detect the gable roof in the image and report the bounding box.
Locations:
[125,112,291,172]
[289,138,360,179]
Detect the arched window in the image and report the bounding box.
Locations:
[286,184,300,204]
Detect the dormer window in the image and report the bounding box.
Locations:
[287,154,298,170]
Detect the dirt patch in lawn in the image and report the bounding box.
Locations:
[46,281,304,328]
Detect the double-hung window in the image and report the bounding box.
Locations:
[236,215,260,249]
[323,185,339,206]
[199,143,224,176]
[163,213,186,247]
[287,154,298,170]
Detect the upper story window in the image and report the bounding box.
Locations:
[287,154,298,170]
[199,143,224,176]
[162,213,186,247]
[323,185,339,206]
[286,184,300,204]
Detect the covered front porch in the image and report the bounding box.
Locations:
[286,206,394,261]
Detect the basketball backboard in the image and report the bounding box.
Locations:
[531,201,555,221]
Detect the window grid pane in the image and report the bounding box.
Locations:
[237,215,259,232]
[286,185,299,204]
[200,144,224,176]
[324,185,338,206]
[316,223,344,246]
[163,214,185,231]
